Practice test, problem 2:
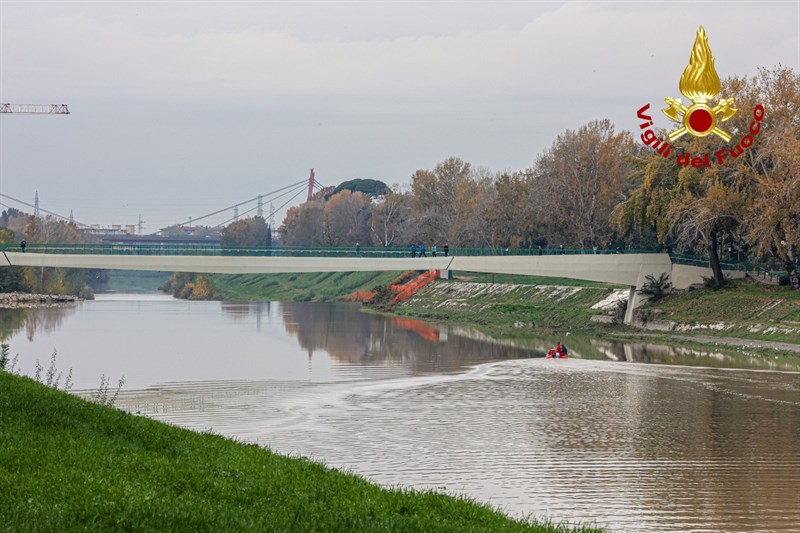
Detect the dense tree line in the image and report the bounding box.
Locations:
[278,66,798,289]
[280,127,643,251]
[0,212,97,296]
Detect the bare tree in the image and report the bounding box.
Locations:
[370,188,412,247]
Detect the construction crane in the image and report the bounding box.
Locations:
[0,103,70,115]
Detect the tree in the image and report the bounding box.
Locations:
[21,215,87,244]
[0,213,95,296]
[321,190,372,246]
[449,174,493,248]
[410,157,473,244]
[191,275,215,299]
[743,130,800,287]
[279,201,324,246]
[616,140,749,287]
[162,272,215,300]
[483,171,546,249]
[534,120,637,250]
[0,229,25,292]
[369,188,412,247]
[332,179,389,198]
[221,216,271,247]
[730,67,800,289]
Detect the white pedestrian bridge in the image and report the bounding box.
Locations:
[1,245,743,324]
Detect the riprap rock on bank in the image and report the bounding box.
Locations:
[0,293,83,308]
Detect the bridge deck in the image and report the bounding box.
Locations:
[4,250,674,286]
[1,247,745,325]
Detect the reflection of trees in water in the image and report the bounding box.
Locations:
[220,301,273,331]
[0,307,77,341]
[280,302,537,373]
[24,308,77,341]
[0,309,28,341]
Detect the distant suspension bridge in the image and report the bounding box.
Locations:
[0,169,330,235]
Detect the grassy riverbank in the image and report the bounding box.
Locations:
[212,271,403,302]
[638,279,800,344]
[1,372,601,532]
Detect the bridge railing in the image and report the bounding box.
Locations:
[1,243,665,258]
[668,253,753,273]
[0,243,755,272]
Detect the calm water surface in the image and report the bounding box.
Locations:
[3,295,799,532]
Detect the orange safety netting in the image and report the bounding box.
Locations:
[345,270,440,304]
[389,270,439,304]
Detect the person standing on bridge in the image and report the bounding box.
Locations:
[20,240,26,252]
[443,244,449,257]
[419,243,427,258]
[431,245,437,257]
[411,243,417,258]
[355,243,361,257]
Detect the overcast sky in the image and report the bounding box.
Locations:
[1,1,798,233]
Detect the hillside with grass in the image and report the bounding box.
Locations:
[635,278,800,344]
[211,270,404,302]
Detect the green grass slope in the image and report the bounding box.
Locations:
[640,279,800,344]
[1,373,602,532]
[211,271,404,302]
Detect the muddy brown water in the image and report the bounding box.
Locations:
[3,295,799,532]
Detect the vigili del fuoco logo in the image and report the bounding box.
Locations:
[636,26,765,168]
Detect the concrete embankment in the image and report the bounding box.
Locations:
[0,292,83,308]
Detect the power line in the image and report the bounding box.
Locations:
[170,179,309,228]
[0,192,90,228]
[214,181,308,228]
[270,186,309,221]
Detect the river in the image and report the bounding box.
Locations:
[2,294,799,532]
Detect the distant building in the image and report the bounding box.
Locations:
[84,224,137,237]
[161,225,222,238]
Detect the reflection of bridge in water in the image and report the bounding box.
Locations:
[1,244,744,324]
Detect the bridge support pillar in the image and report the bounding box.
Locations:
[623,286,644,325]
[624,282,656,325]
